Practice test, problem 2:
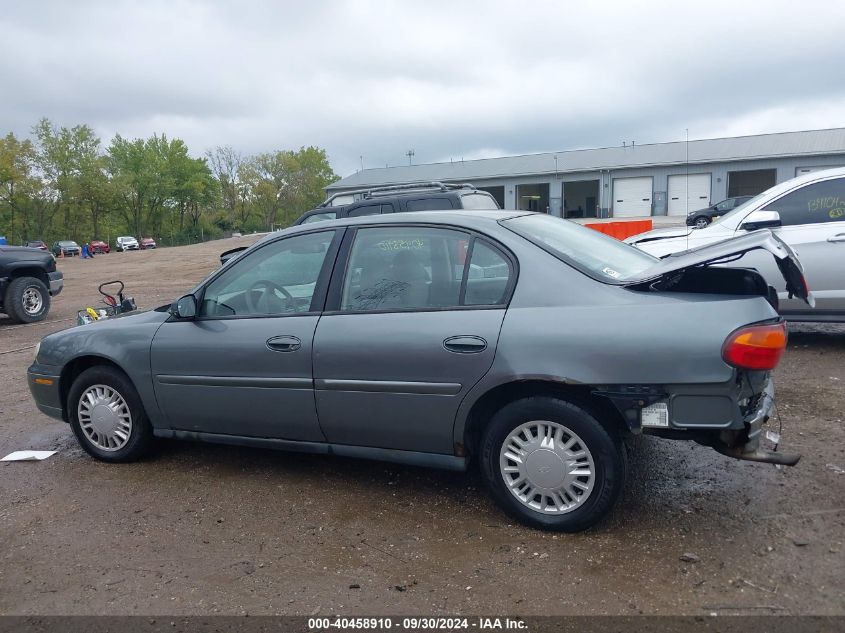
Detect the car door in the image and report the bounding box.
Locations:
[733,176,845,316]
[312,224,515,454]
[150,229,342,440]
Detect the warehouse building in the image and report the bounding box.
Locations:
[326,128,845,219]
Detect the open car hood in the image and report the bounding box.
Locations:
[620,230,814,306]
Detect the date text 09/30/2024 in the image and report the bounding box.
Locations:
[308,617,527,630]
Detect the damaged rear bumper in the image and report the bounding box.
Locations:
[714,380,800,466]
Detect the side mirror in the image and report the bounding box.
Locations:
[741,210,781,231]
[170,294,197,319]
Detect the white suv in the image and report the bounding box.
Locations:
[627,167,845,322]
[116,236,139,252]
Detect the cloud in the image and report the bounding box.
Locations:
[1,0,844,177]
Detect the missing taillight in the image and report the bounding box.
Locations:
[722,321,788,371]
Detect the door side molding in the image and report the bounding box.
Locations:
[315,378,462,395]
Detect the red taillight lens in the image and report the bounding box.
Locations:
[722,322,787,370]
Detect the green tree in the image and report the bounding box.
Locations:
[171,153,218,231]
[108,133,188,237]
[206,146,246,228]
[240,146,336,230]
[33,118,102,240]
[0,133,38,242]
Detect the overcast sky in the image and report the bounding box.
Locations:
[2,0,845,178]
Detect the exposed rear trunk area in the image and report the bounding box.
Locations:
[629,266,779,310]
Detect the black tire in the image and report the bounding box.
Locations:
[68,366,153,462]
[480,397,625,532]
[4,276,50,324]
[693,216,710,229]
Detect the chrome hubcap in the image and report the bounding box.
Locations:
[695,218,708,228]
[78,385,132,451]
[499,420,595,514]
[22,287,43,315]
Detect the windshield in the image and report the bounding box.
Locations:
[502,214,657,281]
[710,191,766,227]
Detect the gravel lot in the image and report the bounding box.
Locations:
[1,238,843,616]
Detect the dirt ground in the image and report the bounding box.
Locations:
[0,238,843,616]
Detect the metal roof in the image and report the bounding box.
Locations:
[327,127,845,191]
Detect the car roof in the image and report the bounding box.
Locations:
[292,209,528,231]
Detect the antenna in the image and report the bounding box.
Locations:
[406,149,415,166]
[686,128,690,251]
[360,155,364,171]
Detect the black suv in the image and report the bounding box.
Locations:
[294,182,499,225]
[1,246,63,323]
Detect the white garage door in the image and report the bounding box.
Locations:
[667,173,711,216]
[612,177,653,217]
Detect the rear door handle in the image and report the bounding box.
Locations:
[828,233,845,243]
[443,335,487,354]
[266,335,301,352]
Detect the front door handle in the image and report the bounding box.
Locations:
[443,335,487,354]
[266,335,301,352]
[827,233,845,243]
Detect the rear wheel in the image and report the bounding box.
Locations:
[480,397,625,532]
[4,276,50,323]
[68,366,153,462]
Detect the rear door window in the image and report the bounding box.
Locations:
[338,227,514,312]
[340,226,466,311]
[763,177,845,226]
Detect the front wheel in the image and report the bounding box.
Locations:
[4,276,50,323]
[68,366,153,462]
[480,397,625,532]
[693,216,710,229]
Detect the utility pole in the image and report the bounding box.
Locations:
[406,149,415,166]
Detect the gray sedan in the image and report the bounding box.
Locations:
[28,211,810,531]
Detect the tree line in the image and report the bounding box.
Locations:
[0,118,337,247]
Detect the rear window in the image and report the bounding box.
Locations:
[502,214,657,281]
[460,193,500,210]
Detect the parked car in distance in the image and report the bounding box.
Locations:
[89,240,110,254]
[115,236,139,252]
[140,237,157,250]
[29,211,810,531]
[51,241,80,257]
[628,166,845,323]
[686,196,754,228]
[294,181,500,225]
[24,240,48,251]
[1,244,63,323]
